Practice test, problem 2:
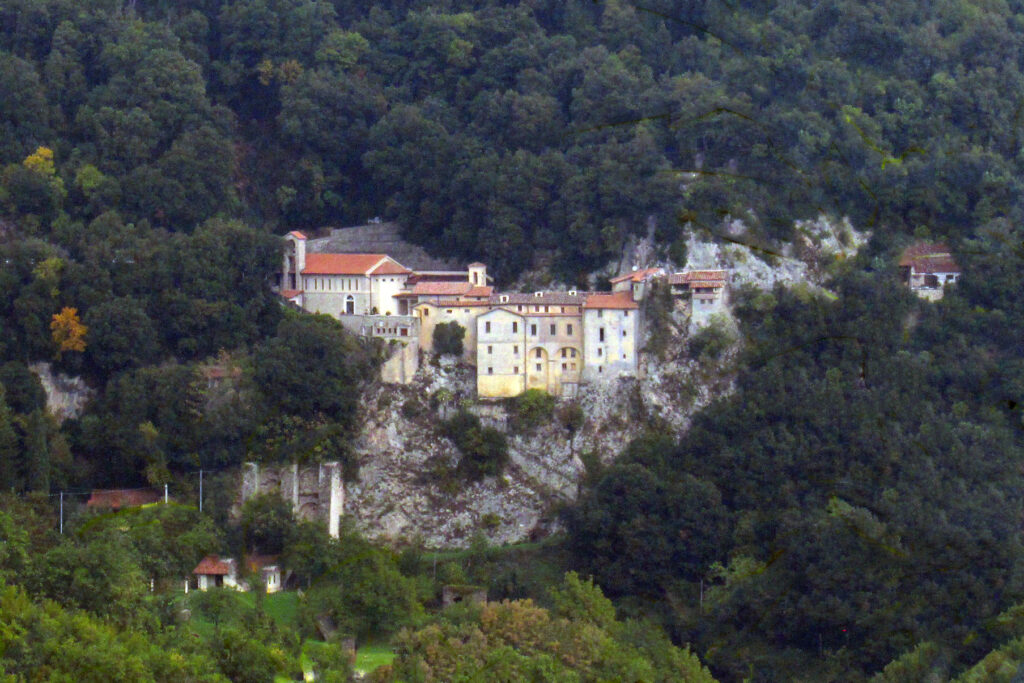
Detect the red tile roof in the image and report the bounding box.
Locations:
[466,286,493,298]
[369,260,412,276]
[609,267,662,284]
[899,242,960,273]
[288,231,307,240]
[668,270,728,286]
[303,253,387,275]
[583,292,640,310]
[468,262,486,268]
[279,289,302,299]
[412,281,474,296]
[87,489,163,509]
[194,556,234,576]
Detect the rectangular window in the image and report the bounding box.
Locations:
[550,324,556,335]
[535,348,542,358]
[598,310,603,318]
[562,363,567,370]
[531,324,537,336]
[517,305,523,312]
[544,306,549,312]
[598,348,603,357]
[488,367,493,375]
[535,363,541,372]
[488,345,493,354]
[598,366,603,373]
[599,328,605,342]
[512,322,518,333]
[623,330,627,337]
[514,366,519,374]
[561,349,567,358]
[561,307,565,313]
[423,309,429,317]
[571,349,577,358]
[513,345,519,355]
[445,309,453,314]
[485,321,490,333]
[624,311,629,317]
[567,324,573,335]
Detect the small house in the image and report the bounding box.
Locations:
[193,556,239,590]
[246,555,283,594]
[899,242,960,300]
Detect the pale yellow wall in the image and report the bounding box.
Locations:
[417,303,484,363]
[477,309,528,398]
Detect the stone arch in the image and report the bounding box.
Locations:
[345,295,355,315]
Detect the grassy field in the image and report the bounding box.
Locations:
[354,644,396,673]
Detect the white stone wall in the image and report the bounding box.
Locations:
[370,274,409,316]
[581,308,639,382]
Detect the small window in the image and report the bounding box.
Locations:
[598,366,603,373]
[562,363,567,370]
[446,309,453,314]
[534,305,540,312]
[424,309,429,317]
[571,349,577,358]
[599,328,605,342]
[561,306,565,313]
[485,321,490,333]
[536,363,541,372]
[514,345,519,355]
[623,353,627,359]
[488,345,493,354]
[561,349,567,358]
[512,322,518,333]
[514,366,519,374]
[624,311,629,317]
[550,324,556,335]
[622,330,627,337]
[544,306,549,312]
[488,367,493,375]
[598,348,603,357]
[567,324,573,335]
[598,310,603,318]
[517,305,523,312]
[531,324,537,336]
[535,348,542,358]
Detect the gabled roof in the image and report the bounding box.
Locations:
[194,556,234,576]
[278,289,302,299]
[468,262,486,268]
[899,242,960,273]
[609,267,662,284]
[288,231,307,240]
[583,292,640,310]
[369,260,412,276]
[302,253,388,276]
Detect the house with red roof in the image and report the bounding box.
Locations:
[899,242,960,301]
[610,267,664,301]
[192,556,239,591]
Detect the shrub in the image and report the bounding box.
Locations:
[510,389,555,430]
[441,410,508,481]
[432,321,466,356]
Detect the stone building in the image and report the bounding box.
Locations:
[899,242,960,301]
[239,461,345,538]
[610,267,664,301]
[580,292,640,382]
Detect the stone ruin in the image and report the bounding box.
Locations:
[239,461,345,538]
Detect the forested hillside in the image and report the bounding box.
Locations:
[3,0,1023,277]
[3,0,1024,681]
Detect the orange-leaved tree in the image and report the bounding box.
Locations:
[50,307,87,357]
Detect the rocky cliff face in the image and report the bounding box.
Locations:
[29,362,93,423]
[344,217,868,547]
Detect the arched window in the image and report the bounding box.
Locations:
[345,295,355,315]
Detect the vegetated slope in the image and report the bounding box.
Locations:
[564,223,1024,681]
[2,0,1022,281]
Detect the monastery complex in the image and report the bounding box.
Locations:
[277,231,727,398]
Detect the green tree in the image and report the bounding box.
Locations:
[432,320,466,356]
